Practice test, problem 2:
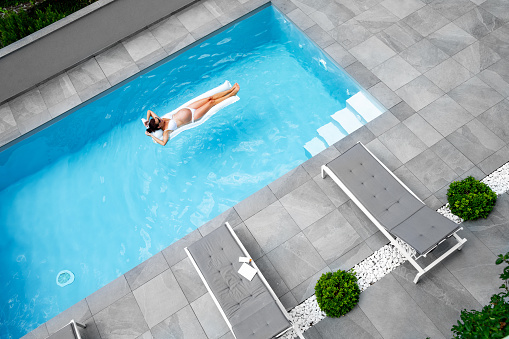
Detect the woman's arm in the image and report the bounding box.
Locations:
[146,110,158,121]
[147,130,169,146]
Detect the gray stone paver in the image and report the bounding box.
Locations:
[349,35,396,69]
[427,22,476,56]
[405,148,458,192]
[482,24,509,59]
[402,5,450,37]
[93,293,149,339]
[314,305,382,339]
[424,58,473,93]
[480,61,509,97]
[171,256,207,303]
[371,55,420,91]
[393,164,432,200]
[150,305,207,339]
[360,273,446,338]
[364,107,399,135]
[389,100,415,121]
[399,37,450,73]
[391,260,482,338]
[122,30,167,70]
[12,0,509,338]
[376,21,423,54]
[395,75,444,111]
[125,252,170,291]
[0,104,20,146]
[244,200,301,253]
[418,94,474,137]
[37,73,80,117]
[380,0,425,20]
[8,89,51,135]
[254,255,290,298]
[86,275,131,316]
[454,7,505,40]
[378,122,428,163]
[95,43,140,86]
[279,179,335,230]
[452,41,501,75]
[191,293,229,339]
[266,232,327,290]
[290,266,331,304]
[354,4,399,34]
[344,61,381,88]
[303,209,362,264]
[67,58,112,103]
[448,76,504,116]
[132,269,188,328]
[367,82,402,109]
[330,18,373,50]
[447,118,505,164]
[365,137,403,171]
[402,111,443,147]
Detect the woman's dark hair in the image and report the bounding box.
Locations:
[146,118,161,133]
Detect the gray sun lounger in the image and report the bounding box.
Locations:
[321,142,467,283]
[185,222,303,339]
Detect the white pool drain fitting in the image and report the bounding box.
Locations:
[56,270,75,287]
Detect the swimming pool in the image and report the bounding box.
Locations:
[0,5,385,337]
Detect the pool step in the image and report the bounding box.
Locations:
[346,91,385,122]
[304,92,385,158]
[317,122,346,145]
[304,137,327,158]
[331,107,363,134]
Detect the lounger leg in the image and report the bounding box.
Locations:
[453,233,464,250]
[321,165,327,179]
[413,272,423,284]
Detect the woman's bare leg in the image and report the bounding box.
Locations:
[211,83,238,99]
[187,83,238,109]
[193,86,239,120]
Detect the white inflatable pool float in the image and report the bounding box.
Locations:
[141,81,239,140]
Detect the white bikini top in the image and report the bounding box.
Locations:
[165,119,178,132]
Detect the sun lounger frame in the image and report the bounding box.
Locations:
[46,320,86,339]
[321,142,467,283]
[185,222,304,339]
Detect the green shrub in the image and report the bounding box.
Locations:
[447,176,497,220]
[0,9,32,46]
[315,270,360,317]
[33,5,65,31]
[452,252,509,338]
[0,0,22,8]
[0,0,97,47]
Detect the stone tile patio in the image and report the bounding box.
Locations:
[6,0,508,338]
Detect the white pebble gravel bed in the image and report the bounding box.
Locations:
[283,161,509,338]
[481,162,509,195]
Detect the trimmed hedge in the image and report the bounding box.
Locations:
[447,176,497,221]
[315,270,360,317]
[0,0,97,47]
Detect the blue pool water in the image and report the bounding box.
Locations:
[0,5,382,337]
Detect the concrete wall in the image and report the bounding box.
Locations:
[0,0,194,104]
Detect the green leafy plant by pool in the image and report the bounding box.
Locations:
[315,270,360,317]
[447,176,497,220]
[451,251,509,338]
[0,0,97,47]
